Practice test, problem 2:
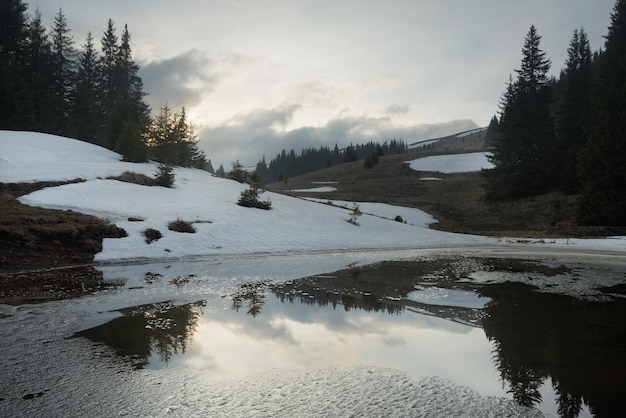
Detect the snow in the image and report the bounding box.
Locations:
[290,186,337,192]
[1,131,497,263]
[406,287,491,309]
[406,151,494,173]
[304,198,438,227]
[2,131,625,417]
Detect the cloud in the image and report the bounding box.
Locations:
[198,104,477,167]
[139,49,217,110]
[385,104,410,115]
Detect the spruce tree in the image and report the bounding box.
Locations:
[483,115,499,148]
[145,103,205,167]
[73,32,100,143]
[578,0,626,225]
[108,24,150,157]
[484,26,557,199]
[0,0,28,63]
[98,18,118,124]
[50,9,76,135]
[0,0,34,129]
[24,9,60,132]
[557,28,593,192]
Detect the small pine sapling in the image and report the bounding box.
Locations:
[348,203,362,225]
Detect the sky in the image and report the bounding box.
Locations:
[35,0,617,167]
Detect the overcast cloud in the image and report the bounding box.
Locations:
[37,0,617,167]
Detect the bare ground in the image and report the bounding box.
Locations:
[266,151,626,238]
[2,151,625,303]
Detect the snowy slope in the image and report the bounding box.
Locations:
[2,131,624,418]
[2,131,626,263]
[1,131,495,263]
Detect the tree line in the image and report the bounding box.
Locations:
[254,139,407,183]
[0,1,206,168]
[483,0,626,226]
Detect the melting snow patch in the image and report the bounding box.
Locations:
[406,152,493,173]
[290,186,337,192]
[406,287,491,309]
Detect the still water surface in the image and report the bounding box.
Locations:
[77,263,626,418]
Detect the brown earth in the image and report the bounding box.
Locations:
[2,149,625,303]
[266,151,626,238]
[0,181,126,303]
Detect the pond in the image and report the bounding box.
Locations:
[73,254,626,418]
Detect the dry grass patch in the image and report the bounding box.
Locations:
[168,219,196,233]
[108,171,157,186]
[267,153,626,238]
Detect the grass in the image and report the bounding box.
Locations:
[0,182,126,271]
[3,149,623,273]
[168,219,196,233]
[108,171,158,186]
[266,152,626,238]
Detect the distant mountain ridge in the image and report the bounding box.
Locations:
[409,127,489,154]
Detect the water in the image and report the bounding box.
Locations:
[75,258,626,418]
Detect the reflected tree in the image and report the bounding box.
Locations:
[269,281,404,315]
[231,280,405,317]
[553,378,583,418]
[231,282,267,317]
[480,281,626,417]
[74,300,205,368]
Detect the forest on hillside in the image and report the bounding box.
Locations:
[2,0,625,226]
[0,1,206,168]
[254,139,408,183]
[483,0,626,226]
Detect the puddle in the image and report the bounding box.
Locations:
[72,257,626,417]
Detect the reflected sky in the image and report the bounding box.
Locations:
[154,289,506,399]
[75,255,626,418]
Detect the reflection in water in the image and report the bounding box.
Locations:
[269,281,405,315]
[74,301,205,369]
[231,281,267,317]
[480,282,626,417]
[75,269,626,417]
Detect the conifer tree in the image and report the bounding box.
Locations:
[146,103,205,167]
[205,159,215,174]
[21,9,52,129]
[108,24,150,157]
[484,26,557,199]
[0,0,31,129]
[0,0,28,63]
[73,32,100,143]
[578,0,626,225]
[557,28,593,192]
[50,9,76,135]
[483,115,499,148]
[98,18,118,126]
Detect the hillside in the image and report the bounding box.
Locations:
[409,127,489,153]
[2,131,625,281]
[266,151,626,238]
